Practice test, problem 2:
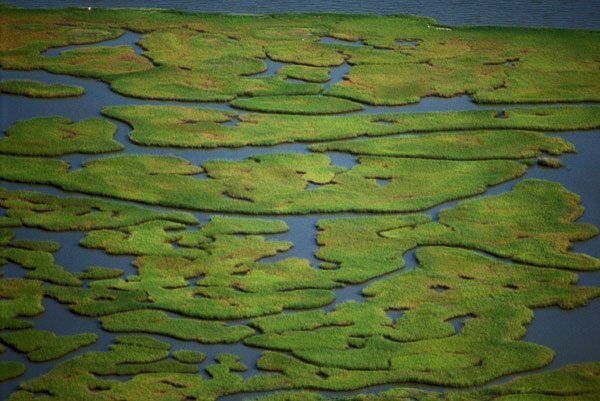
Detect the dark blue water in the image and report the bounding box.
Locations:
[14,228,137,275]
[520,133,600,370]
[0,68,233,132]
[0,298,117,390]
[5,1,600,29]
[525,299,600,368]
[1,7,599,400]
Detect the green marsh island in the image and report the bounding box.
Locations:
[0,3,599,400]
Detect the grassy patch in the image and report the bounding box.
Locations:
[0,187,197,230]
[323,28,600,105]
[248,363,600,401]
[244,180,598,386]
[103,105,239,148]
[0,278,44,330]
[0,79,84,98]
[0,153,527,213]
[1,224,94,286]
[231,95,364,115]
[0,329,97,361]
[59,216,338,320]
[110,65,323,102]
[537,156,562,168]
[172,350,205,364]
[102,105,600,148]
[0,361,25,382]
[277,65,330,83]
[310,130,574,160]
[100,310,254,343]
[383,179,600,270]
[0,116,122,156]
[1,7,598,103]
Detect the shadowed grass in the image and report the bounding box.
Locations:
[0,187,197,230]
[0,329,97,361]
[0,278,44,330]
[0,360,25,382]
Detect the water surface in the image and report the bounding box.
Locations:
[5,1,600,29]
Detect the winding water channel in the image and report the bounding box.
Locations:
[1,25,599,400]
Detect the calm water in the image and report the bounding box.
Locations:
[1,6,599,400]
[4,0,600,29]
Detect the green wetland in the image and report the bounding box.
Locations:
[0,3,599,400]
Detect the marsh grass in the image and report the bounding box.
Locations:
[0,329,97,361]
[0,116,122,156]
[310,130,575,160]
[1,6,598,103]
[1,4,599,399]
[0,79,84,98]
[0,153,527,214]
[0,187,197,230]
[277,65,330,83]
[231,96,364,115]
[102,105,600,148]
[0,181,598,395]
